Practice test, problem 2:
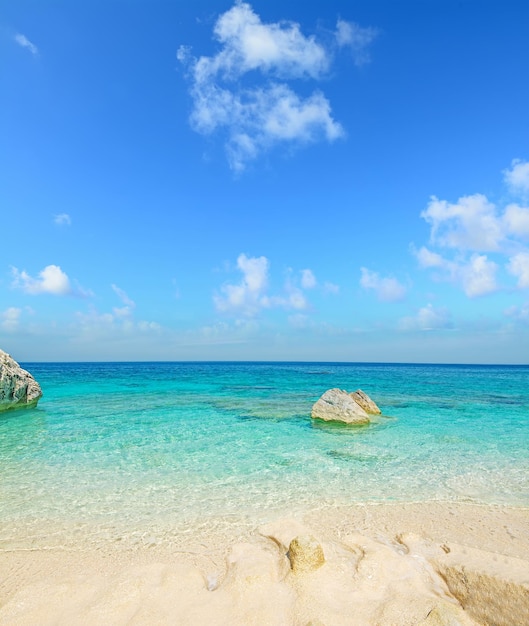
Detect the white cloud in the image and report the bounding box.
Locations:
[505,302,529,323]
[179,2,373,170]
[460,254,498,297]
[507,252,529,288]
[399,303,453,331]
[214,253,271,316]
[504,159,529,197]
[421,194,503,252]
[206,1,329,79]
[284,286,307,310]
[360,267,406,302]
[415,163,529,297]
[75,286,160,336]
[323,281,340,294]
[335,19,377,66]
[300,268,317,289]
[11,264,72,295]
[14,33,38,56]
[214,254,319,316]
[54,213,71,226]
[414,245,451,270]
[1,307,22,332]
[111,284,136,317]
[503,204,529,239]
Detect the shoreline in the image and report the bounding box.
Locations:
[1,501,528,625]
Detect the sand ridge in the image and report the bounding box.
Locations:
[0,502,528,625]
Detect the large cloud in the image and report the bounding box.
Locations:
[415,159,529,297]
[179,2,376,170]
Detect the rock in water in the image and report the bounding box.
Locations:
[0,350,42,412]
[311,388,370,425]
[350,389,382,415]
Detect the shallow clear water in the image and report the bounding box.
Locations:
[1,362,528,548]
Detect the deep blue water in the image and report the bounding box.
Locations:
[1,362,528,548]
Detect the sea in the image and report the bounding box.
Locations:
[1,361,528,550]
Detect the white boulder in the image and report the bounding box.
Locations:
[311,388,370,425]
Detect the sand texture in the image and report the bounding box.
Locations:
[1,502,528,625]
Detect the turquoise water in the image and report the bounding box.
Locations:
[1,362,528,548]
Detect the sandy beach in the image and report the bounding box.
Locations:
[1,501,528,625]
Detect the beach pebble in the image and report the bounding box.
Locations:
[288,535,325,573]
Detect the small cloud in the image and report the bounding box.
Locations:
[460,254,498,297]
[503,204,529,239]
[12,264,72,295]
[11,264,92,297]
[335,19,378,66]
[323,281,340,294]
[54,213,72,226]
[504,159,529,197]
[111,284,136,318]
[505,302,529,323]
[360,267,406,302]
[399,303,453,331]
[507,251,529,288]
[214,253,271,316]
[300,268,317,289]
[176,44,192,63]
[1,307,22,332]
[14,33,38,56]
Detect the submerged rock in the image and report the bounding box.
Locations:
[0,350,42,412]
[311,388,371,425]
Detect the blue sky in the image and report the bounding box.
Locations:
[1,0,529,363]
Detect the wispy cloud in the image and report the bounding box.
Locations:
[178,2,375,171]
[1,307,22,332]
[14,33,38,56]
[335,19,378,66]
[414,159,529,297]
[54,213,71,226]
[11,264,92,297]
[75,285,160,336]
[111,284,136,318]
[504,159,529,197]
[300,268,317,289]
[399,303,453,331]
[360,267,407,302]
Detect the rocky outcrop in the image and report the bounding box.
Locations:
[0,350,42,411]
[311,388,380,424]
